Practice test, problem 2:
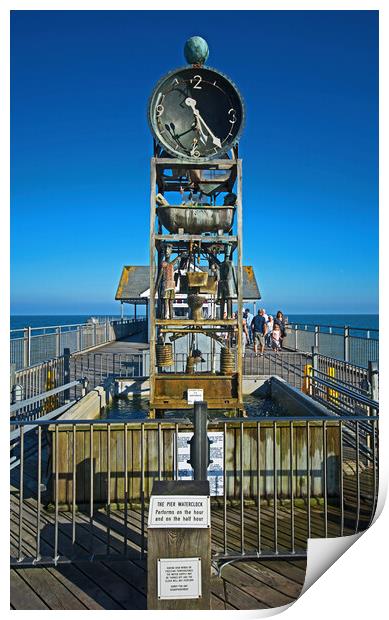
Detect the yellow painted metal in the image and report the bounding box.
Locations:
[302,364,312,394]
[43,368,59,413]
[327,367,339,404]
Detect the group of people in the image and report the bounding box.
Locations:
[243,309,287,356]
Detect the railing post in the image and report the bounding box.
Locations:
[81,378,88,397]
[77,326,81,351]
[94,322,97,347]
[368,361,379,401]
[105,318,109,343]
[188,401,210,481]
[56,327,61,357]
[10,363,16,403]
[295,324,298,351]
[314,325,319,350]
[344,326,350,362]
[311,346,318,397]
[23,327,31,368]
[63,347,71,403]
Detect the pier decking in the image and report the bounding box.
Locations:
[11,335,378,610]
[10,422,375,610]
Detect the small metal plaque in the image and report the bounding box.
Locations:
[158,557,202,600]
[148,495,210,528]
[177,431,224,496]
[187,388,204,404]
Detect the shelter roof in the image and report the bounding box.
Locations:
[115,265,261,301]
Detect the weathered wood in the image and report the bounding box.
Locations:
[147,528,211,610]
[10,570,49,610]
[16,567,87,610]
[11,428,374,611]
[147,481,211,610]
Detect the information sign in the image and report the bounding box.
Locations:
[148,495,210,528]
[158,557,202,600]
[187,389,204,404]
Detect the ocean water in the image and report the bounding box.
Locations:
[287,314,378,331]
[10,313,378,332]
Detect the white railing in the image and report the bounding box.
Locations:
[285,322,379,368]
[10,318,146,370]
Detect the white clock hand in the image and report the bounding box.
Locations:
[194,115,208,145]
[185,98,222,148]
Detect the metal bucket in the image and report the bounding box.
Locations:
[199,275,218,295]
[187,272,208,287]
[157,205,235,234]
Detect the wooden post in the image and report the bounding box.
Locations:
[147,480,211,610]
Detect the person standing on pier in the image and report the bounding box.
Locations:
[252,309,267,356]
[271,323,282,354]
[274,311,287,347]
[244,308,254,345]
[266,314,274,347]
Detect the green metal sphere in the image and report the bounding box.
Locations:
[184,36,209,65]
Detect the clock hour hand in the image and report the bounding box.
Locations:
[185,97,222,148]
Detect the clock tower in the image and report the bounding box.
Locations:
[148,37,245,417]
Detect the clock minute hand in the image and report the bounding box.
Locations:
[185,98,222,148]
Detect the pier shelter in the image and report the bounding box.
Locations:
[115,264,261,341]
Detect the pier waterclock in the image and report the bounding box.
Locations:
[147,37,245,417]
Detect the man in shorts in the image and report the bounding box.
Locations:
[251,309,267,356]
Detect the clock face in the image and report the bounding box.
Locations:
[148,66,245,161]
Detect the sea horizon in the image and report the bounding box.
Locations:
[10,312,379,333]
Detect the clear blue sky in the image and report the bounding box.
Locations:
[11,10,378,315]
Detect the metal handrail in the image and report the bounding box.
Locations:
[317,353,368,372]
[10,380,83,413]
[311,373,379,409]
[10,413,379,427]
[10,317,141,334]
[312,367,370,396]
[286,321,378,335]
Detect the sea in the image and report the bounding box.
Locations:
[10,313,378,334]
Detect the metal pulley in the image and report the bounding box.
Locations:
[156,343,174,367]
[220,347,234,375]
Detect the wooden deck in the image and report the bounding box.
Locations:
[10,557,307,610]
[10,437,375,610]
[11,336,376,610]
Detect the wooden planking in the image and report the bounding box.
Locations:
[50,564,122,610]
[219,562,294,608]
[10,435,374,612]
[10,494,309,611]
[10,570,49,610]
[15,567,87,610]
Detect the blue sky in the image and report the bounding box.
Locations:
[10,10,378,315]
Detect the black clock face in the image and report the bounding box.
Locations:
[148,66,245,161]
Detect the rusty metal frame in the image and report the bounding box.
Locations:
[149,156,244,415]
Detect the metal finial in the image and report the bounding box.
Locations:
[184,36,209,66]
